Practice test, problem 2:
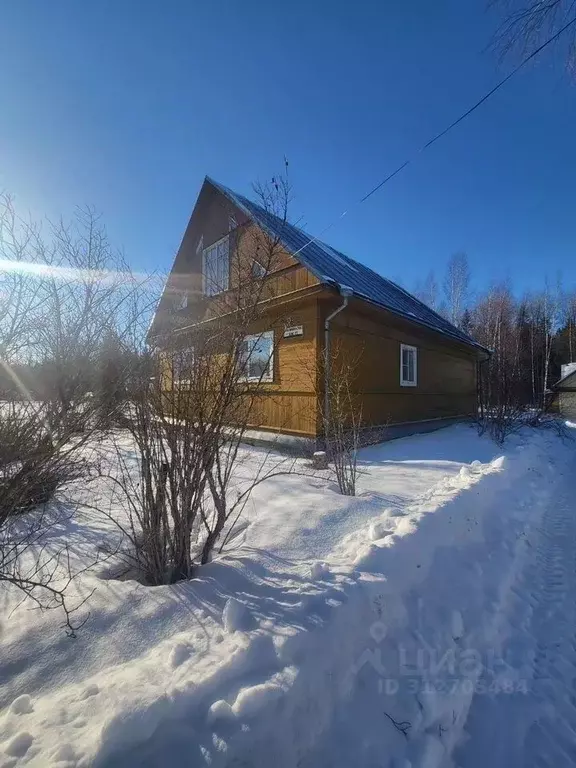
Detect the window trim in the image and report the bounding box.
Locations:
[400,344,418,387]
[239,330,274,383]
[202,234,230,297]
[251,259,267,279]
[171,347,195,388]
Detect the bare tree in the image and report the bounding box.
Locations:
[471,283,527,441]
[0,195,46,362]
[32,208,157,435]
[443,252,471,328]
[0,194,156,626]
[415,270,440,312]
[489,0,576,72]
[561,289,576,361]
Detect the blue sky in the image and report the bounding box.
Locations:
[1,1,575,296]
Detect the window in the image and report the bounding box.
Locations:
[400,344,417,386]
[228,215,237,232]
[239,331,274,382]
[251,259,266,279]
[202,235,229,296]
[171,348,195,386]
[176,294,188,310]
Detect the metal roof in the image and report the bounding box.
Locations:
[208,177,487,353]
[555,368,576,389]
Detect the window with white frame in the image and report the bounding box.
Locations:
[202,235,229,296]
[400,344,417,386]
[251,259,266,279]
[239,331,274,382]
[176,294,188,310]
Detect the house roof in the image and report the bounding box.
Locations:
[555,368,576,389]
[208,177,488,354]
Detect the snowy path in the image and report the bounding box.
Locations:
[455,456,576,767]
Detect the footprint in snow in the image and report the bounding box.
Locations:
[53,743,77,762]
[5,731,33,758]
[222,598,250,633]
[170,642,193,668]
[9,695,33,715]
[80,683,99,700]
[310,561,329,579]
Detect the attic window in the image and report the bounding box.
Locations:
[202,235,229,296]
[228,215,237,232]
[251,259,266,278]
[400,344,417,387]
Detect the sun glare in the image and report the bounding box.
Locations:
[0,258,152,285]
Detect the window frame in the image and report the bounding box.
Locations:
[238,330,274,383]
[176,294,188,311]
[251,259,267,279]
[202,234,230,297]
[400,343,418,387]
[171,347,195,388]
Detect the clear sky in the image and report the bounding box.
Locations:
[1,1,575,296]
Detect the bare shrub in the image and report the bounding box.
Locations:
[321,342,363,496]
[527,409,576,441]
[0,193,157,626]
[97,172,301,584]
[0,402,95,633]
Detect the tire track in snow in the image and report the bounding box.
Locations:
[456,470,576,767]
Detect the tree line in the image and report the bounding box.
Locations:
[414,252,575,411]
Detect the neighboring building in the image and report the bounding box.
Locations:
[553,363,576,420]
[149,177,489,441]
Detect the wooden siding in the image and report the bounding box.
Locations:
[559,391,576,419]
[151,183,318,335]
[246,392,317,436]
[163,296,320,437]
[321,296,478,428]
[241,300,319,435]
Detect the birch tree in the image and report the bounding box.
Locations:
[415,270,440,312]
[443,252,471,328]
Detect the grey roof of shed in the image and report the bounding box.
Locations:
[555,369,576,389]
[208,177,487,353]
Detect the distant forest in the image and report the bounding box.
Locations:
[414,253,575,408]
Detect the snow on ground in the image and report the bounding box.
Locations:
[0,423,574,767]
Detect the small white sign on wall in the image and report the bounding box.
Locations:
[283,325,304,338]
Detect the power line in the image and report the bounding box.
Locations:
[361,15,576,203]
[291,15,576,257]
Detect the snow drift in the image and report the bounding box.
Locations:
[0,425,572,767]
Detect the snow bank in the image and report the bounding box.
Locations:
[0,426,570,767]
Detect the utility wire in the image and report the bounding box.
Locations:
[291,15,576,257]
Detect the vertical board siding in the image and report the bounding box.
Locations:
[323,297,478,428]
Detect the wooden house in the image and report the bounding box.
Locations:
[149,177,489,442]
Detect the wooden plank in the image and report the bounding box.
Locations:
[320,299,478,427]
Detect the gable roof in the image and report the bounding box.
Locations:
[555,368,576,389]
[208,177,487,354]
